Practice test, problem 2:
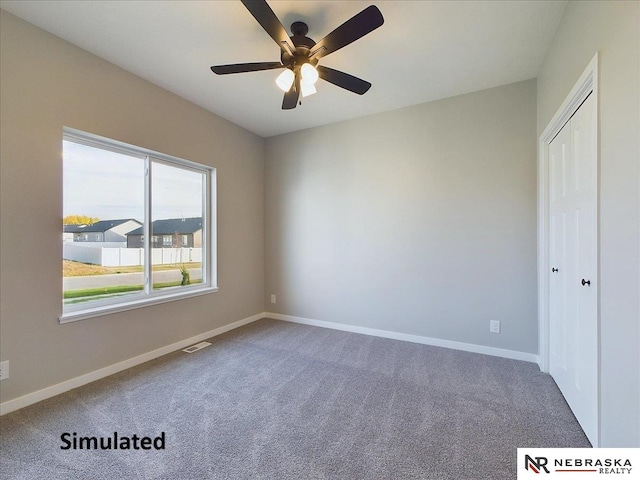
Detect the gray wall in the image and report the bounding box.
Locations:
[537,0,639,447]
[0,11,265,403]
[265,80,538,354]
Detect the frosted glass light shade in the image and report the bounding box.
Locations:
[301,81,316,97]
[301,63,319,84]
[276,69,295,92]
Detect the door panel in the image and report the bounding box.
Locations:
[548,94,597,445]
[572,94,598,433]
[550,122,572,381]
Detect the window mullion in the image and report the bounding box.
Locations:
[144,157,152,294]
[201,172,208,284]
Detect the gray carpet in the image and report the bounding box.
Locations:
[0,318,590,479]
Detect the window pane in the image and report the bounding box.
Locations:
[150,161,204,291]
[61,129,215,322]
[63,140,145,306]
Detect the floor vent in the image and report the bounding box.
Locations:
[182,341,212,353]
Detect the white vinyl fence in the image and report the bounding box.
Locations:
[64,243,201,267]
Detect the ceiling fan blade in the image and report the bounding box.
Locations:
[282,88,298,110]
[241,0,295,55]
[282,74,301,110]
[317,66,372,95]
[210,62,284,75]
[310,5,384,59]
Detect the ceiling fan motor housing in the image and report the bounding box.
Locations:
[281,21,318,71]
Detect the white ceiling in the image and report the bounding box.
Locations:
[1,0,567,138]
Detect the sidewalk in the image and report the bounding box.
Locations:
[63,268,202,290]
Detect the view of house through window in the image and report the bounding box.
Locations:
[62,130,213,319]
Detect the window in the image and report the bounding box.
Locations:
[62,128,217,323]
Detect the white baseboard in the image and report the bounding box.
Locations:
[2,311,539,415]
[0,312,264,416]
[267,312,539,364]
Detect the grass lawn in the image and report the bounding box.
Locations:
[63,260,204,302]
[63,260,202,276]
[64,279,203,303]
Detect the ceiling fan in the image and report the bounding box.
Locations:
[211,0,384,110]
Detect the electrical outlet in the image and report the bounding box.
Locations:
[270,294,276,304]
[490,320,501,334]
[0,360,9,380]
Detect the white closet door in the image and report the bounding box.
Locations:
[549,94,597,445]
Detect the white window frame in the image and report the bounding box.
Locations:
[61,127,218,324]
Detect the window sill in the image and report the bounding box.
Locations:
[59,286,218,324]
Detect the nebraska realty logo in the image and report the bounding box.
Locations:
[517,449,639,479]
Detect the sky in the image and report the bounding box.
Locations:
[63,140,204,222]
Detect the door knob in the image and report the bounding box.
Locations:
[581,279,591,286]
[552,268,558,272]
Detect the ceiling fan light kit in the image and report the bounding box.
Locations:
[211,0,384,110]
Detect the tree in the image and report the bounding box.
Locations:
[63,215,99,225]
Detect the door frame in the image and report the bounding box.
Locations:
[537,52,599,445]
